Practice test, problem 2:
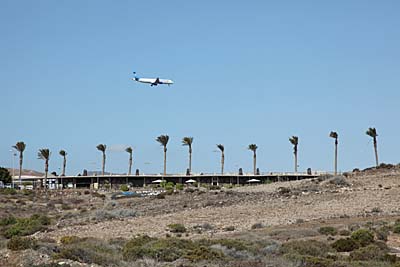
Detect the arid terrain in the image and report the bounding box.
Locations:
[1,166,400,266]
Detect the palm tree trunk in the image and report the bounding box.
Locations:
[62,156,66,176]
[163,147,167,176]
[19,154,23,189]
[128,154,132,175]
[221,153,224,175]
[294,147,298,173]
[102,153,106,176]
[253,152,257,175]
[44,160,48,191]
[189,148,192,175]
[334,139,338,175]
[374,138,379,167]
[61,155,66,189]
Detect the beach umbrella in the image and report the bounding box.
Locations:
[246,178,261,183]
[152,179,164,183]
[185,179,197,183]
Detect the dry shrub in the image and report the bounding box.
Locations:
[280,240,333,258]
[7,236,37,250]
[168,223,186,233]
[3,214,50,238]
[332,238,359,252]
[56,237,121,266]
[351,229,374,247]
[318,226,337,236]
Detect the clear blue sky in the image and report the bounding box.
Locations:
[1,1,399,175]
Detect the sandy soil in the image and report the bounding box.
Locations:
[37,170,400,240]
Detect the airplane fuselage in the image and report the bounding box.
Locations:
[131,72,174,86]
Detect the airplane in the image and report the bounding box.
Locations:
[131,72,174,86]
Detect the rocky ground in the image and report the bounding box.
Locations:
[35,169,400,240]
[2,166,400,266]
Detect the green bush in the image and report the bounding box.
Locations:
[120,184,129,192]
[3,214,51,238]
[176,183,184,190]
[0,188,17,195]
[318,226,338,236]
[123,236,226,262]
[7,236,37,251]
[60,236,82,245]
[185,245,224,262]
[32,264,71,267]
[212,238,256,253]
[123,236,189,262]
[349,244,389,261]
[393,224,400,234]
[294,256,334,267]
[280,240,333,257]
[168,223,186,233]
[209,185,221,190]
[122,235,155,261]
[332,238,359,252]
[0,167,12,184]
[351,229,374,247]
[56,237,120,266]
[31,214,51,225]
[161,181,174,188]
[0,216,17,226]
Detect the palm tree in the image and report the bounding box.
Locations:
[38,149,50,190]
[156,135,169,176]
[12,141,26,188]
[59,150,67,176]
[125,147,133,176]
[217,144,225,175]
[182,137,194,175]
[289,136,299,172]
[248,144,258,175]
[96,144,107,176]
[329,132,338,175]
[366,127,379,167]
[59,150,67,190]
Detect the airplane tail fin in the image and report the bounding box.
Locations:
[133,71,139,81]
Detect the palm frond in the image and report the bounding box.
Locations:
[248,144,258,151]
[125,147,133,154]
[38,149,50,160]
[366,128,377,138]
[156,135,169,146]
[217,144,224,152]
[13,141,26,152]
[96,144,106,152]
[182,137,194,146]
[59,150,67,156]
[329,131,338,139]
[289,136,299,145]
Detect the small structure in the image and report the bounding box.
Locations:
[246,178,261,184]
